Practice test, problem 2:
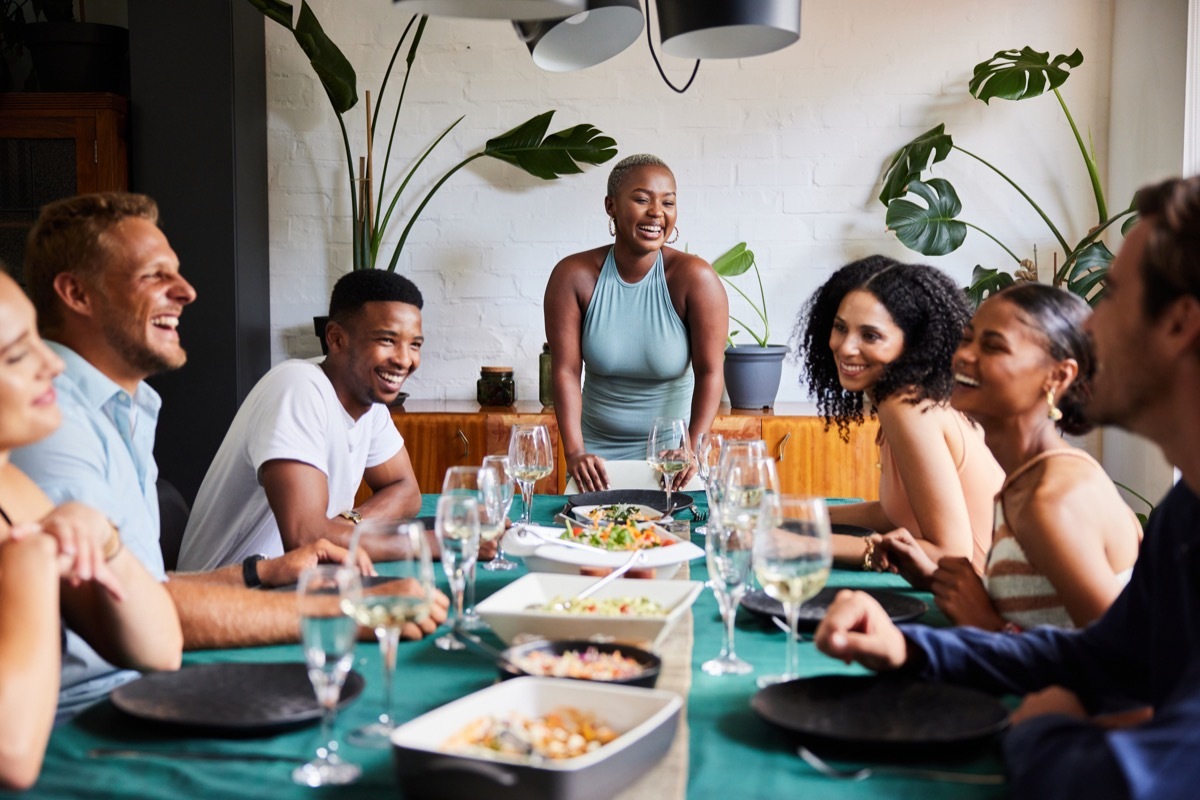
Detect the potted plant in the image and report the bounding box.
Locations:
[878,46,1138,306]
[712,242,788,409]
[3,0,130,93]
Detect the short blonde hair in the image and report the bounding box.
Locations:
[25,193,159,335]
[606,153,673,198]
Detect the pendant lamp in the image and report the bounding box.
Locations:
[514,0,643,72]
[393,0,585,20]
[656,0,801,60]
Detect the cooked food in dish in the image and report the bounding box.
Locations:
[583,504,658,524]
[511,647,647,681]
[442,707,618,762]
[533,596,667,616]
[560,520,672,551]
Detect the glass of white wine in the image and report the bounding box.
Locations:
[433,494,480,651]
[694,432,724,535]
[753,494,832,689]
[441,465,501,629]
[293,565,360,786]
[647,417,691,516]
[508,424,553,530]
[341,520,433,748]
[480,455,517,571]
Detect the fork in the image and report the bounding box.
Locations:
[797,746,1004,785]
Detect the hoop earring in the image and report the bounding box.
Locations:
[667,225,680,245]
[1046,389,1063,422]
[608,217,616,237]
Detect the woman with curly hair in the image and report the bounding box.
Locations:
[884,284,1142,630]
[794,255,1003,580]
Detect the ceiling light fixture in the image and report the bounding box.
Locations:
[513,0,644,72]
[656,0,802,60]
[392,0,585,20]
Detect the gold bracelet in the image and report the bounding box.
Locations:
[862,539,876,571]
[103,523,123,561]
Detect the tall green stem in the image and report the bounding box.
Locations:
[1053,87,1107,221]
[335,114,362,269]
[955,145,1070,254]
[962,221,1022,264]
[387,153,485,271]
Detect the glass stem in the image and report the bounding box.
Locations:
[784,601,801,680]
[378,627,400,726]
[518,481,533,527]
[452,569,465,624]
[464,561,477,615]
[722,594,739,660]
[318,701,336,764]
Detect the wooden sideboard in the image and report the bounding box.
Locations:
[369,400,880,501]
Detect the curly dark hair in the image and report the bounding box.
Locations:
[990,283,1095,436]
[792,255,972,440]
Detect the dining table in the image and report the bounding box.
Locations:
[21,494,1010,799]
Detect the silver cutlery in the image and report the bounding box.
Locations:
[797,745,1004,785]
[554,549,645,612]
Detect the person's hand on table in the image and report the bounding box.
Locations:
[814,589,909,672]
[478,539,498,561]
[1011,685,1088,725]
[670,462,697,492]
[874,529,937,589]
[930,555,1003,630]
[567,451,609,492]
[356,580,449,641]
[257,538,375,588]
[16,501,125,601]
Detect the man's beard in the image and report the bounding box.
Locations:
[101,316,187,377]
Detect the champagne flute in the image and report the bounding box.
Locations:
[433,494,480,651]
[293,565,360,786]
[702,513,754,675]
[341,520,433,748]
[481,455,517,571]
[508,424,553,531]
[694,432,724,535]
[753,495,832,688]
[441,466,500,629]
[647,417,691,516]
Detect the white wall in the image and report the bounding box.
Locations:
[263,0,1117,404]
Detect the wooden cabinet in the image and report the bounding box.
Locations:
[378,401,880,501]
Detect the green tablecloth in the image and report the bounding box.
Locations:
[18,494,1007,799]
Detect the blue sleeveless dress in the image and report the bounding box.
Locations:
[579,248,693,459]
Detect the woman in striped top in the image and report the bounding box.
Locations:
[889,283,1141,631]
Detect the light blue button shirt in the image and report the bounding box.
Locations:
[11,342,165,722]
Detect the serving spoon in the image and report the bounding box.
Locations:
[797,746,1004,785]
[451,627,528,676]
[554,549,645,612]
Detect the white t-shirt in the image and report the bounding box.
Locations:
[177,360,404,570]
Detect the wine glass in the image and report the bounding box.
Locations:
[341,520,433,748]
[481,455,517,571]
[693,432,724,535]
[293,565,360,786]
[508,424,553,531]
[702,512,754,675]
[441,466,501,629]
[753,495,832,688]
[433,494,480,651]
[647,417,691,516]
[716,453,779,532]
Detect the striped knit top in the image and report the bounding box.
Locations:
[984,449,1137,630]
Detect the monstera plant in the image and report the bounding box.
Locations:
[878,47,1138,305]
[249,1,617,271]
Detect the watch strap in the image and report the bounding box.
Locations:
[242,554,266,588]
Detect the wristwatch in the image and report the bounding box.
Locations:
[338,509,363,524]
[242,554,267,588]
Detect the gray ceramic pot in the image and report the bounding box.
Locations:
[724,344,788,409]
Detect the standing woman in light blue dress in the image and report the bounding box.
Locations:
[544,154,729,492]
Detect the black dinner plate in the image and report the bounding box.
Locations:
[740,586,927,630]
[752,674,1010,751]
[832,523,875,537]
[111,661,365,735]
[564,489,695,517]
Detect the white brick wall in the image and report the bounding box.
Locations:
[264,0,1116,404]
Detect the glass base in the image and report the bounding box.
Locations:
[457,612,488,632]
[482,556,518,571]
[291,756,360,787]
[346,720,395,749]
[756,672,799,689]
[434,632,465,651]
[702,654,753,676]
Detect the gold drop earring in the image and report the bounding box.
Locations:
[1046,389,1063,422]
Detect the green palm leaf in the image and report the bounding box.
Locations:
[878,124,953,205]
[712,242,754,277]
[1061,240,1113,304]
[886,178,967,256]
[483,111,617,180]
[248,0,357,114]
[964,265,1015,307]
[969,47,1083,104]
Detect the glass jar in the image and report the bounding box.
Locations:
[539,343,554,408]
[477,367,515,407]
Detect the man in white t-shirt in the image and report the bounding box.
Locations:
[178,270,424,570]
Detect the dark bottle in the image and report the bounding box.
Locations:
[539,343,554,408]
[477,366,515,406]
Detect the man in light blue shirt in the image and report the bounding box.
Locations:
[14,192,435,717]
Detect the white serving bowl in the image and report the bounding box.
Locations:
[391,676,681,800]
[474,572,703,649]
[505,524,703,580]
